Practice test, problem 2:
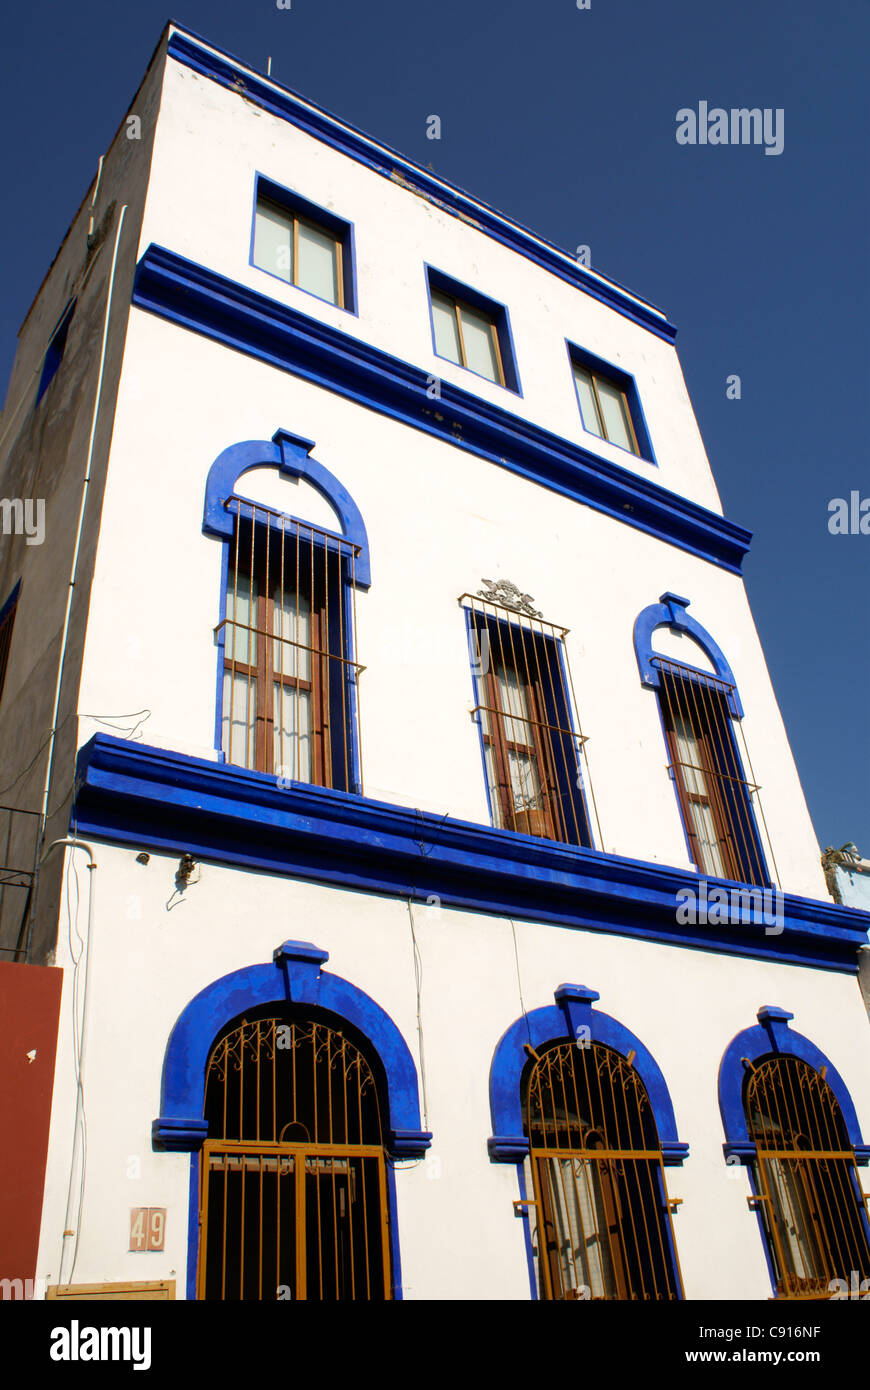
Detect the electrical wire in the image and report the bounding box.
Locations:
[406,899,429,1134]
[510,918,534,1047]
[79,709,151,740]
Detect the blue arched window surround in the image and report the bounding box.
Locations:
[633,591,771,886]
[719,1006,870,1162]
[719,1006,870,1295]
[202,429,371,791]
[633,590,742,717]
[153,940,431,1300]
[488,984,688,1300]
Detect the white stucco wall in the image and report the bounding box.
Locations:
[31,31,867,1306]
[76,306,824,897]
[135,47,724,515]
[35,844,870,1299]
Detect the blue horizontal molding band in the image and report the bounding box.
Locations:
[132,244,751,574]
[166,29,677,345]
[73,734,870,971]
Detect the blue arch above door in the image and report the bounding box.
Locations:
[153,939,430,1158]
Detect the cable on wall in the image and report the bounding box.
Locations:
[39,837,97,1287]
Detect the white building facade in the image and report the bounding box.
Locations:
[3,23,870,1302]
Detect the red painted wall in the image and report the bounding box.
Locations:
[0,962,62,1294]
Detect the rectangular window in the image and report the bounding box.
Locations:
[0,581,20,705]
[36,302,75,405]
[219,501,362,791]
[431,289,503,384]
[656,659,768,885]
[572,362,640,455]
[427,270,519,391]
[463,596,592,846]
[251,178,353,310]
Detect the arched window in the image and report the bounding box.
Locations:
[634,591,771,886]
[720,1007,870,1301]
[203,431,371,793]
[744,1056,870,1298]
[523,1039,683,1300]
[199,1006,391,1301]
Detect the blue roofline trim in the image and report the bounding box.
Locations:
[72,734,870,972]
[164,27,677,345]
[488,984,688,1165]
[718,1005,870,1162]
[153,938,431,1159]
[133,245,751,574]
[202,429,371,587]
[634,591,744,717]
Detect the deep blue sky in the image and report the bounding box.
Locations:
[2,0,867,857]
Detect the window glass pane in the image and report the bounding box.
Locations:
[671,711,726,875]
[496,660,532,747]
[254,200,292,282]
[545,1156,617,1299]
[226,575,257,666]
[459,304,500,382]
[482,743,504,828]
[431,291,461,364]
[272,587,311,682]
[296,219,339,303]
[273,682,312,782]
[222,670,257,769]
[687,798,726,877]
[507,749,543,814]
[596,377,635,452]
[671,712,705,797]
[573,366,603,438]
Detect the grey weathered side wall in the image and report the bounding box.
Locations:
[0,36,168,963]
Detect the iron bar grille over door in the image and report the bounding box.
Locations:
[524,1041,683,1300]
[655,658,769,885]
[462,595,594,846]
[199,1013,391,1301]
[218,499,364,791]
[745,1056,870,1299]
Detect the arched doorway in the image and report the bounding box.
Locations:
[197,1009,391,1300]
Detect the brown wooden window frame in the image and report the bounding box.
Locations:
[572,361,642,456]
[462,597,595,848]
[219,501,363,793]
[430,287,507,387]
[657,661,769,886]
[253,189,347,310]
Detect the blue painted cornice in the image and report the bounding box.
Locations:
[132,244,751,574]
[73,735,870,970]
[165,28,677,344]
